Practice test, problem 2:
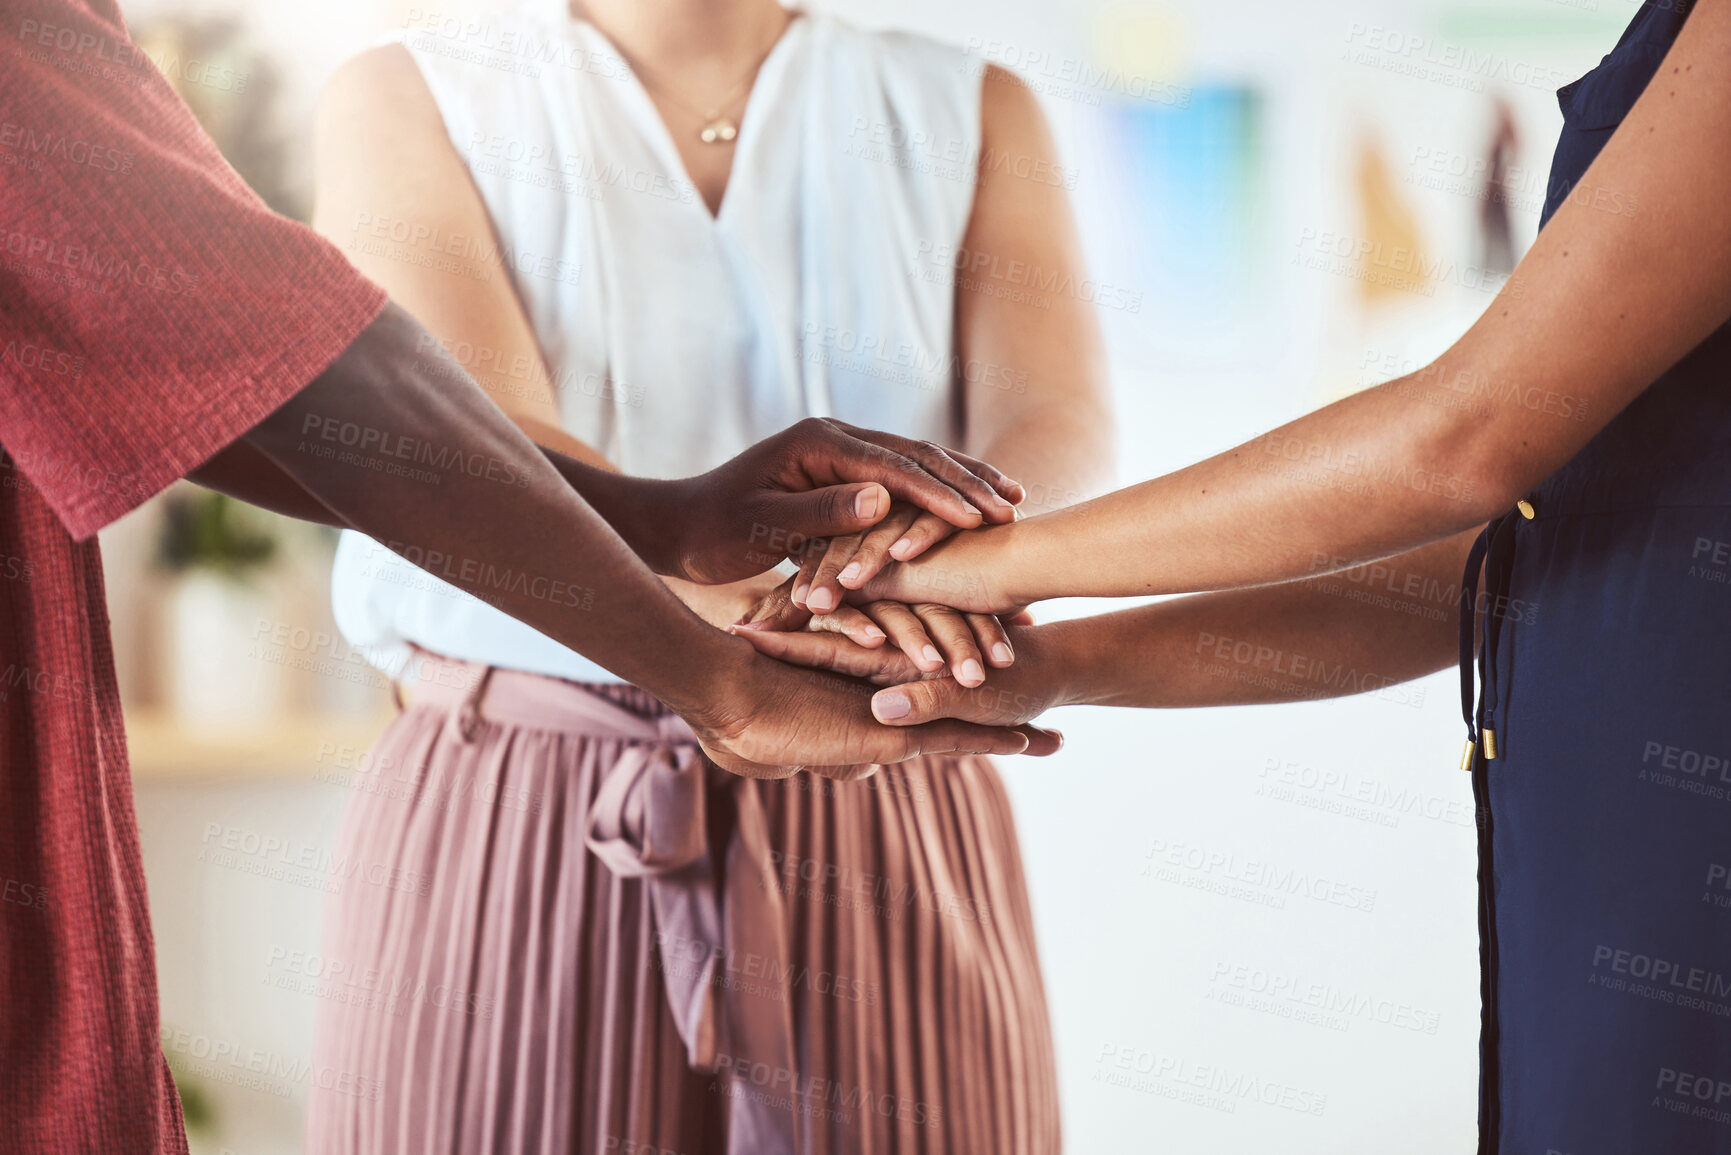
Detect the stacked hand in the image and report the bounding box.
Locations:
[648,420,1061,778]
[708,464,1061,765]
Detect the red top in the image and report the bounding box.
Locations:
[0,1,385,1149]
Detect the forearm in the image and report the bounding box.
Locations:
[1040,530,1475,710]
[242,302,746,715]
[989,379,1504,604]
[966,399,1116,517]
[535,450,690,575]
[189,441,345,527]
[519,418,783,618]
[941,1,1731,608]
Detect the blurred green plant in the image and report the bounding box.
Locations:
[155,491,280,579]
[163,1047,219,1135]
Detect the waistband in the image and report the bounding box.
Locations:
[402,652,697,744]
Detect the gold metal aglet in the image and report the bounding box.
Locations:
[1483,728,1499,760]
[1515,499,1536,520]
[1460,738,1477,771]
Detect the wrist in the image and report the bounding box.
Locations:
[1018,620,1094,709]
[616,475,692,577]
[997,516,1064,606]
[654,625,761,729]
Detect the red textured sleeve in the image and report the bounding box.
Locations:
[0,0,387,539]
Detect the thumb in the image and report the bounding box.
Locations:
[872,678,968,726]
[1017,725,1065,757]
[756,483,889,543]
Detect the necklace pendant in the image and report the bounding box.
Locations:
[698,116,739,145]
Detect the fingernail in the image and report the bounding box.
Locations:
[791,581,809,606]
[921,645,943,666]
[875,691,911,720]
[855,487,884,520]
[838,562,862,586]
[730,621,767,632]
[807,587,836,613]
[863,625,886,641]
[889,538,914,559]
[962,502,981,518]
[992,643,1013,664]
[959,659,985,685]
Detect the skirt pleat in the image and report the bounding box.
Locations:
[304,679,1058,1155]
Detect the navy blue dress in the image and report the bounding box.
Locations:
[1461,2,1731,1150]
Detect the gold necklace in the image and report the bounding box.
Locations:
[620,26,786,145]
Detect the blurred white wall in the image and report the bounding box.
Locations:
[114,0,1641,1150]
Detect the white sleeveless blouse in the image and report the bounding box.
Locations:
[331,7,983,683]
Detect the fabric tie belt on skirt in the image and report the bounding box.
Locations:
[403,653,799,1154]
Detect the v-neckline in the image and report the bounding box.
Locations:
[573,13,808,226]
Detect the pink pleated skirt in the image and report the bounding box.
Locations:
[303,653,1059,1154]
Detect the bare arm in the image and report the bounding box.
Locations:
[309,46,1015,624]
[243,302,1049,772]
[757,67,1116,681]
[951,67,1116,512]
[865,0,1731,613]
[309,45,781,627]
[792,66,1113,611]
[739,531,1478,726]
